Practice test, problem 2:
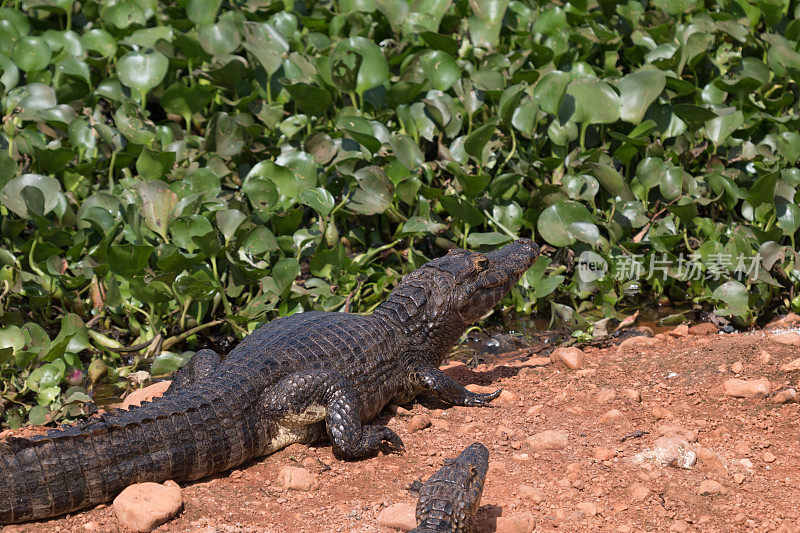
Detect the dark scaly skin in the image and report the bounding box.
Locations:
[0,239,539,524]
[412,443,489,533]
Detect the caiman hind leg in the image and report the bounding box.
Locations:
[261,369,404,459]
[408,364,501,406]
[164,349,222,394]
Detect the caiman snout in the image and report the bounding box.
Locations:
[485,238,541,275]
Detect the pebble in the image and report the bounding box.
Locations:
[763,451,777,463]
[723,378,771,398]
[550,347,587,370]
[780,358,800,372]
[731,361,744,374]
[592,446,617,461]
[758,350,772,364]
[629,482,650,501]
[669,520,690,532]
[495,512,536,533]
[576,368,597,378]
[599,409,625,424]
[772,332,800,346]
[773,388,797,403]
[524,429,569,451]
[277,466,315,491]
[652,406,673,419]
[518,485,544,504]
[408,415,432,432]
[697,479,726,496]
[688,323,718,335]
[112,481,183,532]
[576,502,598,517]
[377,503,416,531]
[120,381,171,410]
[656,424,696,442]
[739,458,754,469]
[596,389,616,403]
[734,473,746,484]
[622,388,642,402]
[82,521,102,531]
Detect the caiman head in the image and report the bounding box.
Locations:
[374,238,540,363]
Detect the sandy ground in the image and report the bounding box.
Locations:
[5,322,800,532]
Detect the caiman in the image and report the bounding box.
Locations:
[0,238,539,523]
[411,442,489,533]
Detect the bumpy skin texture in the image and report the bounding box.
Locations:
[412,442,489,533]
[0,239,538,523]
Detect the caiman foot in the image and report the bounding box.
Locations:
[409,364,501,408]
[331,425,405,460]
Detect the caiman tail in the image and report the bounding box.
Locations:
[0,385,262,523]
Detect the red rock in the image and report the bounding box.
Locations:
[723,378,771,399]
[518,485,544,503]
[496,512,536,533]
[780,358,800,372]
[592,447,617,461]
[629,482,650,501]
[277,466,315,491]
[622,388,642,402]
[377,503,416,531]
[525,430,568,451]
[731,361,744,374]
[549,347,587,370]
[766,313,800,329]
[408,414,432,432]
[596,389,616,403]
[758,350,772,364]
[763,451,777,463]
[113,481,183,532]
[697,479,726,495]
[773,388,797,403]
[688,323,718,335]
[576,502,598,517]
[617,335,661,354]
[772,332,800,346]
[120,381,171,410]
[668,324,689,337]
[599,409,625,424]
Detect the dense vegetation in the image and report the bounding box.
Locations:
[1,0,799,426]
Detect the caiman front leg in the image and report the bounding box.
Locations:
[408,363,501,406]
[164,348,221,394]
[262,369,404,459]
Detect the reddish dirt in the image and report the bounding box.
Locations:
[5,326,800,532]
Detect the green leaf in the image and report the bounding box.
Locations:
[187,0,222,25]
[242,22,289,76]
[116,51,168,98]
[563,79,620,125]
[537,200,596,247]
[330,37,389,95]
[216,209,246,244]
[390,134,424,170]
[419,50,460,91]
[617,69,666,124]
[272,257,300,293]
[12,36,50,72]
[151,351,189,375]
[284,82,333,116]
[300,188,335,217]
[712,280,749,317]
[464,122,497,159]
[440,195,485,226]
[0,174,63,219]
[347,167,394,215]
[706,111,744,146]
[466,232,513,246]
[136,181,178,242]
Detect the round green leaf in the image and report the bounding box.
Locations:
[706,110,743,146]
[0,174,63,219]
[82,29,116,57]
[300,187,335,217]
[419,50,460,91]
[330,37,389,94]
[216,209,246,243]
[712,280,749,317]
[537,200,596,247]
[116,51,169,96]
[198,20,240,55]
[12,36,50,72]
[347,166,394,215]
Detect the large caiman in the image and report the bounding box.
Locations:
[0,238,539,523]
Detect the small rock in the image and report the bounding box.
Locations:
[82,521,102,531]
[731,361,744,374]
[525,429,569,451]
[113,481,183,532]
[622,388,642,402]
[780,358,800,372]
[495,512,536,533]
[629,482,650,501]
[550,347,587,370]
[669,520,690,532]
[772,332,800,346]
[592,447,617,461]
[656,424,696,442]
[733,473,745,484]
[575,368,597,378]
[408,415,432,432]
[766,313,800,329]
[617,335,660,354]
[596,389,616,403]
[377,503,416,531]
[763,451,777,463]
[599,409,625,424]
[739,458,754,469]
[773,388,797,404]
[634,436,696,469]
[697,479,726,496]
[758,350,772,365]
[652,406,673,419]
[277,466,315,491]
[688,323,718,335]
[723,378,771,399]
[668,324,689,337]
[575,502,598,517]
[120,381,171,410]
[518,485,544,504]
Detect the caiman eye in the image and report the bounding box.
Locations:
[474,256,491,270]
